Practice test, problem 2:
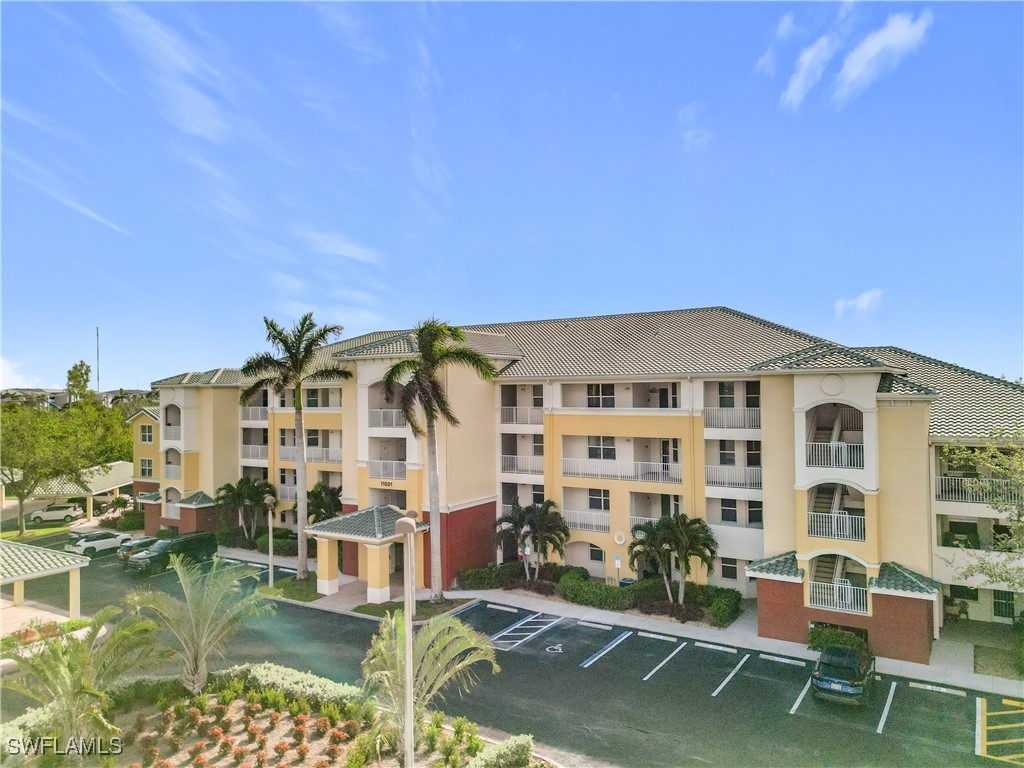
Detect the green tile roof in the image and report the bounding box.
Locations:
[305,505,428,541]
[0,540,90,585]
[745,551,804,580]
[877,373,937,396]
[871,562,941,595]
[750,343,890,372]
[138,491,161,503]
[178,491,217,507]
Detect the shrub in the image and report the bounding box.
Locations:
[192,693,211,714]
[255,751,268,768]
[1015,636,1024,676]
[288,698,311,717]
[273,742,290,758]
[108,676,187,711]
[245,701,263,718]
[217,676,246,704]
[520,580,557,596]
[328,729,348,746]
[216,526,253,548]
[314,717,331,738]
[324,744,342,763]
[465,734,534,768]
[169,733,186,752]
[208,726,224,742]
[142,744,160,767]
[807,626,867,651]
[558,568,633,610]
[536,562,576,583]
[707,590,743,628]
[269,712,283,727]
[296,743,310,760]
[255,535,298,556]
[219,737,235,756]
[222,716,235,732]
[261,689,288,712]
[213,664,361,710]
[189,742,208,759]
[212,703,229,722]
[192,756,209,768]
[116,513,146,532]
[292,724,308,744]
[457,567,502,590]
[634,599,702,622]
[233,746,248,765]
[315,761,330,768]
[626,577,676,603]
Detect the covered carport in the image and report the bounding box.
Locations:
[0,539,90,620]
[31,460,135,521]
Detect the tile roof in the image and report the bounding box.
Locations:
[750,343,890,372]
[33,462,135,497]
[336,330,523,361]
[859,346,1024,438]
[877,373,937,396]
[0,540,90,585]
[138,491,161,503]
[745,551,804,580]
[305,505,428,541]
[125,407,159,423]
[178,491,217,507]
[870,562,941,595]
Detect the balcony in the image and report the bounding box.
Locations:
[936,476,1021,506]
[164,464,182,480]
[278,485,297,501]
[163,503,180,520]
[306,447,342,463]
[704,407,761,430]
[629,514,660,530]
[501,455,544,475]
[809,581,868,614]
[807,512,866,542]
[562,458,682,484]
[279,446,297,462]
[240,406,268,421]
[162,425,181,441]
[563,509,611,533]
[369,409,407,428]
[806,442,864,469]
[500,406,543,425]
[241,445,268,460]
[705,465,762,489]
[369,460,407,480]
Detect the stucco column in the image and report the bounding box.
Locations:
[12,580,25,606]
[86,495,94,522]
[365,543,391,604]
[68,569,81,620]
[414,532,426,589]
[316,538,339,596]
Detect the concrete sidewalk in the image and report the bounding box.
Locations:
[446,589,1024,698]
[217,546,315,572]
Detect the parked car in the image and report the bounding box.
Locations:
[64,530,133,557]
[116,536,158,569]
[811,644,876,705]
[32,503,85,524]
[126,532,218,574]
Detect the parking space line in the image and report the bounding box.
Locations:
[498,617,563,651]
[694,641,736,654]
[759,653,805,667]
[638,631,676,642]
[642,642,687,681]
[876,681,898,734]
[711,653,750,697]
[279,568,296,574]
[99,562,120,568]
[977,698,985,757]
[450,602,479,618]
[908,681,966,697]
[490,613,541,639]
[578,621,613,631]
[487,604,518,613]
[789,677,812,715]
[580,631,633,669]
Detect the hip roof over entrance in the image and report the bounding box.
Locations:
[304,505,428,544]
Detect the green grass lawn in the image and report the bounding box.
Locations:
[975,644,1024,681]
[258,575,321,603]
[353,598,472,620]
[1,525,70,542]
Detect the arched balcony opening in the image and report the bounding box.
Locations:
[164,448,182,480]
[807,483,865,542]
[164,488,182,521]
[163,404,182,441]
[805,403,864,469]
[367,382,408,428]
[808,552,868,614]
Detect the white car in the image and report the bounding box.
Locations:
[33,504,85,524]
[64,531,133,557]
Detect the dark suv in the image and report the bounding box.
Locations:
[126,532,218,574]
[811,644,876,705]
[117,536,158,569]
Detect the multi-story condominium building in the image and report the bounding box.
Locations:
[130,306,1022,664]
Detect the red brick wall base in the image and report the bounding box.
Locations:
[142,505,227,536]
[421,501,496,591]
[755,579,934,664]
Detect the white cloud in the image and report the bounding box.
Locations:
[315,4,384,61]
[755,13,797,76]
[271,271,307,295]
[834,10,933,105]
[295,229,380,264]
[676,102,713,153]
[2,101,85,146]
[781,36,838,109]
[776,13,797,40]
[1,357,41,389]
[834,288,884,319]
[756,49,776,76]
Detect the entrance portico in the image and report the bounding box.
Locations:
[306,505,428,604]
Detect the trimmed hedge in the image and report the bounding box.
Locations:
[215,526,257,549]
[466,734,534,768]
[558,567,633,610]
[808,626,867,651]
[457,561,529,590]
[116,513,146,532]
[255,534,298,557]
[627,577,677,603]
[212,663,362,709]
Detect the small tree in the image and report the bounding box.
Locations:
[666,513,719,605]
[494,501,532,581]
[216,476,276,542]
[524,500,569,580]
[307,481,343,524]
[627,517,677,602]
[66,360,92,403]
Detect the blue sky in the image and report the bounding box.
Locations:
[3,2,1021,390]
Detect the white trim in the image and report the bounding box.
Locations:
[744,569,803,584]
[317,577,339,596]
[797,550,877,569]
[366,585,390,604]
[446,496,499,513]
[870,586,939,601]
[1,561,89,585]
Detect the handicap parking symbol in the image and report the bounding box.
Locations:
[546,643,563,654]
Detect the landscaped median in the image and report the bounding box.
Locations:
[353,598,472,622]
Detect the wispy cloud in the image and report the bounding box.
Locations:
[676,102,713,153]
[271,271,307,295]
[315,4,384,61]
[408,36,450,211]
[296,229,380,264]
[2,101,85,146]
[756,13,797,76]
[834,288,884,319]
[781,35,838,109]
[834,10,933,105]
[0,357,41,389]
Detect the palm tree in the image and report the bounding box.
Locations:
[524,500,569,580]
[216,476,276,542]
[306,481,343,524]
[361,612,499,742]
[241,313,352,579]
[1,607,169,740]
[665,513,719,605]
[125,555,274,695]
[627,517,676,602]
[494,500,532,581]
[382,319,497,602]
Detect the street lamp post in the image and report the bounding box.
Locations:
[264,493,277,588]
[394,511,418,768]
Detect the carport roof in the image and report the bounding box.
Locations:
[305,505,428,543]
[871,562,941,595]
[745,551,804,582]
[29,461,134,498]
[0,540,90,585]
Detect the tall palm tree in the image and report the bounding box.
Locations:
[524,500,569,580]
[241,313,352,580]
[361,612,499,742]
[1,607,169,740]
[216,476,276,542]
[627,517,677,602]
[494,500,532,581]
[382,319,497,602]
[665,513,719,605]
[125,555,274,695]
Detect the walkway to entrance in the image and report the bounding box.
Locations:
[308,571,431,613]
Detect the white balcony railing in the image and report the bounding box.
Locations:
[240,406,268,421]
[561,458,682,484]
[629,514,660,531]
[241,445,268,460]
[704,407,761,429]
[806,442,865,469]
[500,504,514,517]
[563,509,612,533]
[278,485,298,501]
[705,465,762,489]
[807,512,866,542]
[500,406,544,425]
[935,476,1022,506]
[501,455,545,475]
[306,447,342,463]
[369,409,408,428]
[162,425,181,441]
[163,503,180,520]
[163,464,182,480]
[809,581,868,614]
[369,460,407,480]
[279,446,297,462]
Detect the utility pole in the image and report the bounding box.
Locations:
[96,327,100,391]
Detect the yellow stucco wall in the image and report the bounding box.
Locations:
[436,367,498,507]
[132,413,160,480]
[761,375,797,555]
[877,403,933,574]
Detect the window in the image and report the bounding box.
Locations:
[748,501,763,527]
[994,523,1012,542]
[280,430,289,446]
[718,382,735,408]
[280,392,287,407]
[994,590,1016,619]
[950,585,979,602]
[589,544,605,563]
[307,431,319,447]
[280,511,287,524]
[745,381,760,409]
[140,458,153,478]
[720,557,738,580]
[532,485,544,505]
[588,436,615,460]
[532,385,543,407]
[306,389,319,408]
[587,383,615,408]
[746,441,762,467]
[588,489,610,511]
[721,499,738,523]
[719,440,736,466]
[533,434,544,457]
[140,424,153,444]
